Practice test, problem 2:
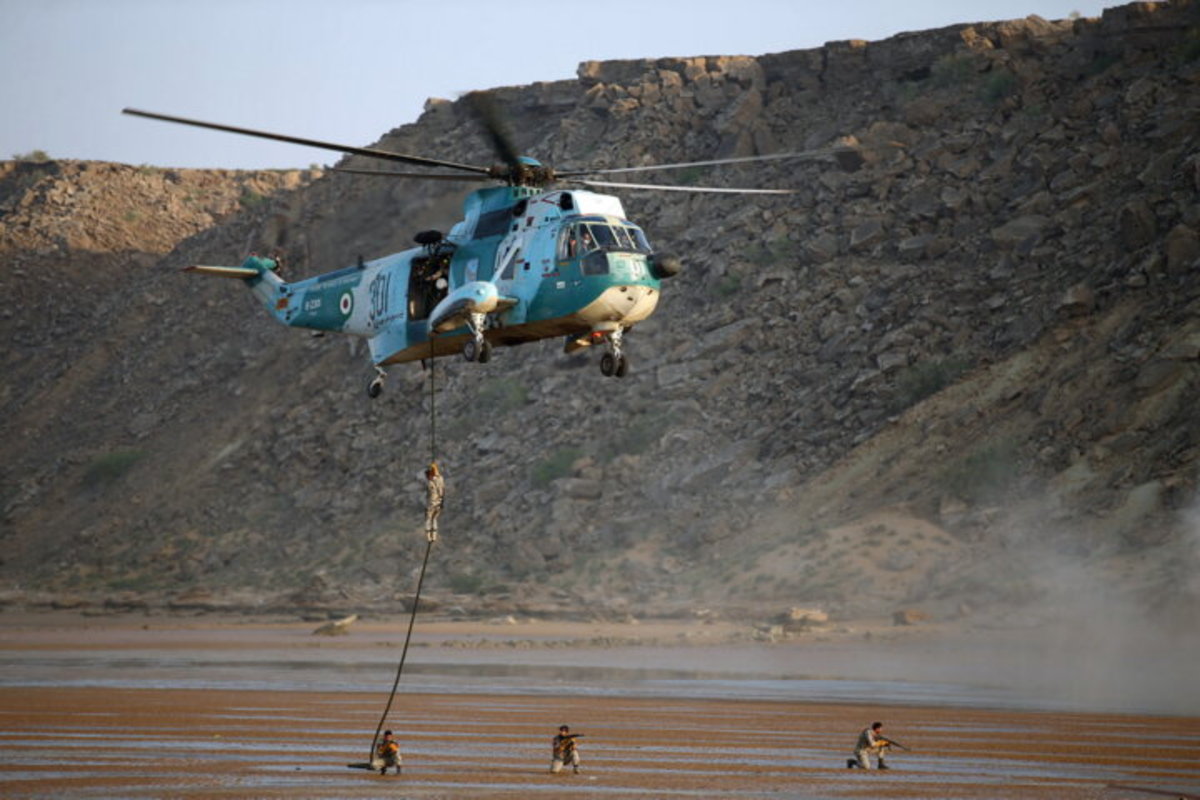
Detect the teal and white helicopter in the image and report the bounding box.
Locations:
[124,102,853,397]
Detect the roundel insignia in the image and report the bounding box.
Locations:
[339,292,353,317]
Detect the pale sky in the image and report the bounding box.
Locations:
[1,0,1112,169]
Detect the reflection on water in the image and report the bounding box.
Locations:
[0,650,1037,710]
[3,631,1195,716]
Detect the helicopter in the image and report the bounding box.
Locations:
[123,100,856,397]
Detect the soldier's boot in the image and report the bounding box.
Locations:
[846,758,857,768]
[878,761,890,770]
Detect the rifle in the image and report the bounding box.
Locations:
[881,737,909,751]
[555,733,583,751]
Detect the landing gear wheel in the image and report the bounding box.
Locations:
[614,354,628,378]
[367,376,384,399]
[462,339,478,362]
[478,340,492,364]
[600,352,615,377]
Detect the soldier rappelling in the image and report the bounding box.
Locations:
[424,462,444,541]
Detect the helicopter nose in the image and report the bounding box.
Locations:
[582,284,659,326]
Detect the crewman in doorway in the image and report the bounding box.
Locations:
[425,462,444,542]
[550,724,582,774]
[374,730,401,775]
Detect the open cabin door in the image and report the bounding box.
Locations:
[407,251,451,321]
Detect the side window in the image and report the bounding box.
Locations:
[500,248,520,280]
[558,226,576,260]
[474,208,513,239]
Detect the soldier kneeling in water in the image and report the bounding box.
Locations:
[848,721,895,770]
[550,725,582,774]
[374,730,401,776]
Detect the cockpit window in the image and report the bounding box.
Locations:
[619,225,648,250]
[567,221,650,256]
[589,223,617,249]
[612,226,636,250]
[581,251,609,276]
[578,225,596,253]
[628,226,651,252]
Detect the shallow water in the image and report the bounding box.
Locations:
[3,622,1195,717]
[0,645,1068,713]
[2,622,1199,798]
[3,693,1197,800]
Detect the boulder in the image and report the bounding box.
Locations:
[1056,284,1095,317]
[892,609,930,626]
[850,220,886,251]
[312,614,358,636]
[779,607,829,631]
[1118,200,1157,250]
[1164,224,1199,273]
[990,215,1050,248]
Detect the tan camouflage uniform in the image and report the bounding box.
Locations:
[425,464,444,542]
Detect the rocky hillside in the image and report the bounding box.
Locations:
[1,2,1198,627]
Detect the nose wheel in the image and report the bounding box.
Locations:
[600,352,629,377]
[599,328,629,378]
[367,366,386,398]
[462,338,492,363]
[461,311,492,363]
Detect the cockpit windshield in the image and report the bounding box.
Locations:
[589,223,617,249]
[560,221,651,260]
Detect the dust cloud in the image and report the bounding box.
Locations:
[736,489,1200,716]
[912,497,1200,715]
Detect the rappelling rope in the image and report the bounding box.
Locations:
[428,338,437,463]
[365,337,439,764]
[366,535,434,763]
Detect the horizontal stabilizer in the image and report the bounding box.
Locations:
[184,265,262,279]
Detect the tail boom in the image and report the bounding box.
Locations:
[183,265,262,279]
[183,255,288,323]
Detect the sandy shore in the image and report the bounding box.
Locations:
[1,612,1198,799]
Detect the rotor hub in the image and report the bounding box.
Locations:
[489,162,557,188]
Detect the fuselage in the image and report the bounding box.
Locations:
[255,186,663,365]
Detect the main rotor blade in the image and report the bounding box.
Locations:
[577,179,795,195]
[558,147,859,177]
[461,91,521,172]
[122,108,490,174]
[332,167,491,181]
